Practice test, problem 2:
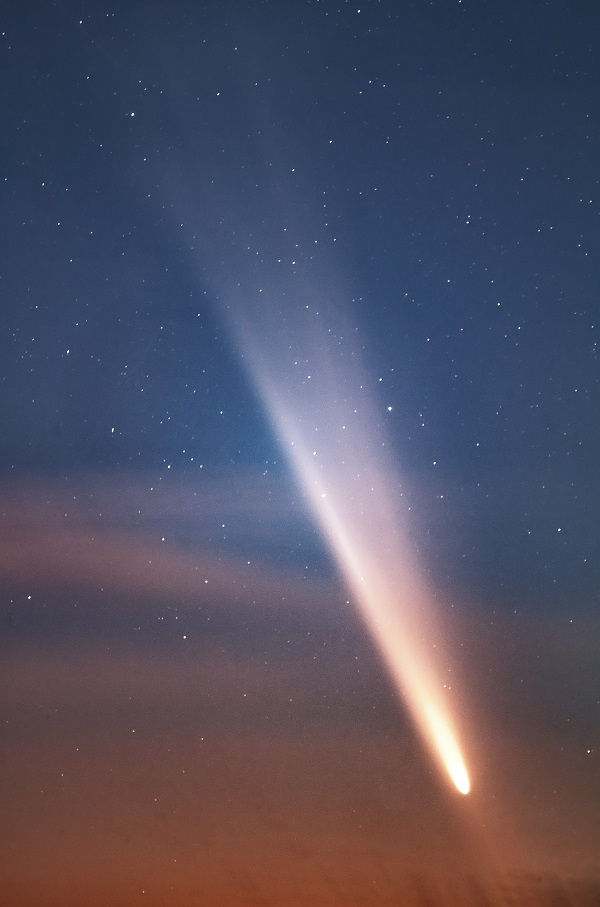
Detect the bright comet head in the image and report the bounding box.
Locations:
[228,292,472,797]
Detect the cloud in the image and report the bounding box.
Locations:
[0,470,598,904]
[0,469,332,615]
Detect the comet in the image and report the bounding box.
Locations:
[229,295,471,795]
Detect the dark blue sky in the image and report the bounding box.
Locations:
[1,4,599,903]
[2,0,599,613]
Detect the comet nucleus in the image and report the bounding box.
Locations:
[229,294,472,796]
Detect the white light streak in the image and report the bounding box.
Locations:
[231,298,471,795]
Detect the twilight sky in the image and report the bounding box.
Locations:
[1,2,599,905]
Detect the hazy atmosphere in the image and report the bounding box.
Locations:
[1,2,599,904]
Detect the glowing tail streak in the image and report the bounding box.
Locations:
[234,306,470,796]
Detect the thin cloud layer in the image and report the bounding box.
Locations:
[1,471,598,905]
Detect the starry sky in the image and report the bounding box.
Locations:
[1,2,599,905]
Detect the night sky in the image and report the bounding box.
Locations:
[1,2,599,905]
